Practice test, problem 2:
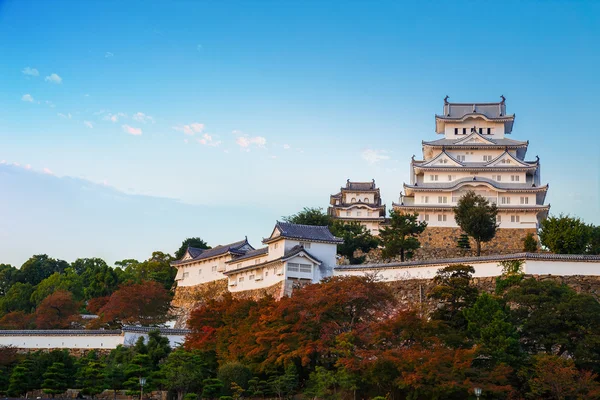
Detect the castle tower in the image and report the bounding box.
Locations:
[393,97,549,251]
[328,179,386,235]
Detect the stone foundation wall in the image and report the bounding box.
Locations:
[171,279,229,328]
[231,281,284,301]
[387,274,600,314]
[353,227,538,264]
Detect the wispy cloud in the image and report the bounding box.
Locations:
[198,133,221,147]
[45,100,55,108]
[122,124,142,136]
[45,73,62,84]
[283,144,291,150]
[173,122,204,135]
[22,67,39,77]
[132,112,155,124]
[43,167,53,175]
[105,52,114,58]
[104,112,126,123]
[361,149,390,164]
[84,121,93,129]
[234,130,267,149]
[21,94,34,102]
[57,113,72,119]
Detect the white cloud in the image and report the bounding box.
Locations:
[132,112,155,124]
[173,122,204,135]
[43,167,53,175]
[45,73,62,84]
[122,124,142,135]
[235,134,267,149]
[361,149,390,164]
[198,133,221,147]
[21,94,34,102]
[283,144,291,150]
[57,113,72,119]
[105,52,114,58]
[84,121,93,129]
[104,112,126,122]
[22,67,39,77]
[25,164,32,170]
[45,100,55,108]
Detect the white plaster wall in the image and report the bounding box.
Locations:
[228,264,284,293]
[343,192,375,203]
[0,334,124,349]
[227,254,269,272]
[176,254,232,287]
[283,240,337,271]
[443,120,505,138]
[334,261,504,281]
[123,332,186,348]
[524,260,600,276]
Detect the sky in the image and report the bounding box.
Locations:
[0,0,599,267]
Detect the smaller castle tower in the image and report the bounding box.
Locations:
[328,179,386,235]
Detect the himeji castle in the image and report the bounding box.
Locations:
[328,180,386,235]
[393,96,549,230]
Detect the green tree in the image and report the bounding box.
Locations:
[175,238,211,260]
[160,349,208,400]
[218,361,252,395]
[587,224,600,255]
[30,270,83,305]
[454,191,498,256]
[42,362,69,397]
[539,214,591,254]
[283,207,332,226]
[379,210,427,261]
[463,293,521,365]
[81,262,120,300]
[78,357,106,398]
[7,365,31,397]
[523,233,538,252]
[0,263,18,296]
[267,365,299,400]
[305,366,339,399]
[71,257,109,275]
[124,251,176,290]
[18,254,69,286]
[123,353,153,394]
[495,260,525,294]
[202,378,224,399]
[146,329,172,368]
[330,221,379,264]
[104,360,126,399]
[428,264,478,334]
[0,282,34,315]
[456,233,471,250]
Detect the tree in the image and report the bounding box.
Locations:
[0,263,18,296]
[7,365,31,397]
[0,310,35,329]
[268,364,299,400]
[96,281,172,327]
[77,353,106,398]
[428,264,478,333]
[77,259,120,299]
[523,232,538,252]
[124,252,177,290]
[42,362,69,397]
[218,362,252,395]
[526,355,600,399]
[175,238,211,260]
[539,214,591,254]
[18,254,69,286]
[589,225,600,255]
[160,349,209,400]
[456,233,471,250]
[30,270,83,306]
[202,378,224,399]
[379,210,426,261]
[283,207,332,226]
[454,191,498,256]
[35,290,80,329]
[146,329,172,368]
[330,221,379,263]
[0,282,34,315]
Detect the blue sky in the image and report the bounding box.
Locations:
[0,1,599,267]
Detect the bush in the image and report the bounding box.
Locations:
[219,397,233,400]
[523,233,538,252]
[184,394,199,400]
[217,362,252,394]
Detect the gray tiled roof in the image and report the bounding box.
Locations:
[440,103,509,119]
[345,180,376,190]
[405,177,548,191]
[172,239,252,265]
[187,246,206,258]
[223,245,323,275]
[423,137,527,147]
[122,326,191,335]
[225,247,269,263]
[264,222,343,244]
[335,252,600,271]
[0,326,191,336]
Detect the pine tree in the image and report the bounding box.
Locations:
[42,362,69,397]
[457,233,471,249]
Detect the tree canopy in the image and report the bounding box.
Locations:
[379,210,426,261]
[539,214,592,254]
[174,238,211,260]
[282,207,332,226]
[330,221,379,264]
[454,191,498,256]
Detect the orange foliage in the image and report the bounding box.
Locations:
[96,281,172,327]
[0,311,35,330]
[35,290,80,329]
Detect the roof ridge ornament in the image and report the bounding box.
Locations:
[444,95,449,104]
[472,104,476,113]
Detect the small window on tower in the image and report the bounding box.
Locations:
[364,197,368,202]
[454,128,459,135]
[463,128,467,135]
[346,211,351,216]
[487,128,491,135]
[479,128,483,134]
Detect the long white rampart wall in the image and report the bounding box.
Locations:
[0,329,188,350]
[334,257,600,282]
